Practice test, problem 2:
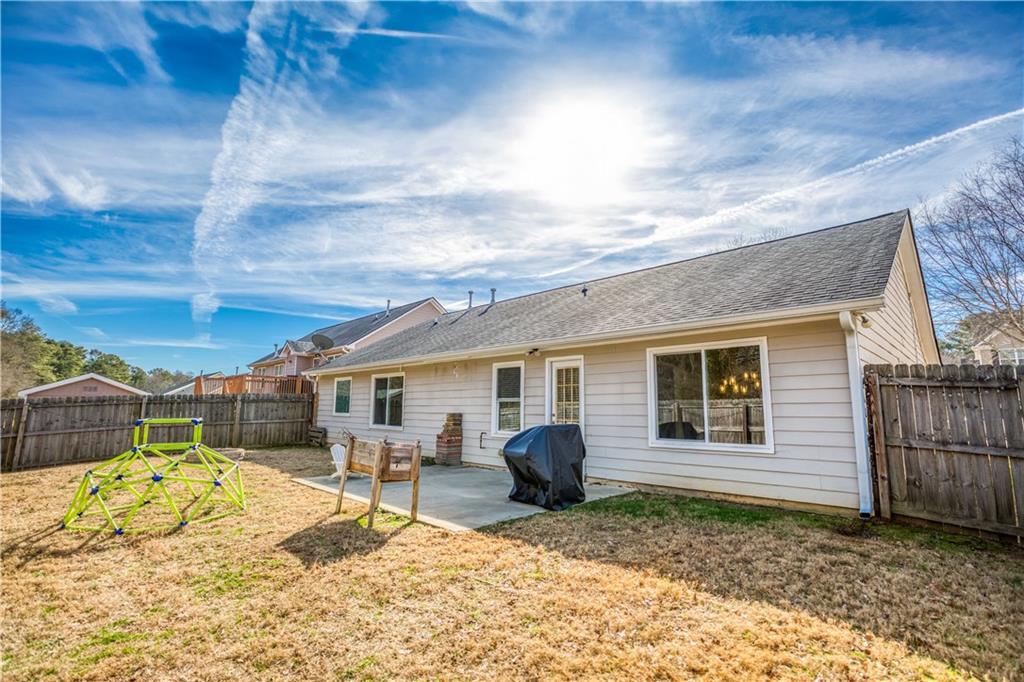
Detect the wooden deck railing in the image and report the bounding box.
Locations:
[196,373,314,395]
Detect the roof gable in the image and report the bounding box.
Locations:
[311,211,911,373]
[249,298,444,366]
[18,373,150,398]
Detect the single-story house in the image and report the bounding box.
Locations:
[249,298,446,377]
[163,372,226,396]
[305,210,938,518]
[18,373,149,399]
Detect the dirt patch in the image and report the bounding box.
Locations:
[3,447,1021,680]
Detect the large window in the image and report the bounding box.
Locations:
[492,361,524,434]
[371,373,404,428]
[998,348,1024,365]
[647,338,773,452]
[333,377,351,416]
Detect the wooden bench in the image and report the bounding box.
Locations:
[333,434,422,528]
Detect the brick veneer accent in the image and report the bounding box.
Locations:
[434,413,463,466]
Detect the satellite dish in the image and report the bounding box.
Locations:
[311,333,333,351]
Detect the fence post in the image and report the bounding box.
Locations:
[232,394,243,447]
[12,400,30,471]
[139,395,148,421]
[864,366,892,519]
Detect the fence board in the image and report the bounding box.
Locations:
[0,393,313,471]
[866,363,1023,538]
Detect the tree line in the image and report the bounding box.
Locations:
[1,303,193,398]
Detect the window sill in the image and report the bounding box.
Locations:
[647,439,775,456]
[369,424,404,431]
[332,412,351,417]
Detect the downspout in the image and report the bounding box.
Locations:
[839,310,873,519]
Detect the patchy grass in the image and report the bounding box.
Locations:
[2,447,1022,681]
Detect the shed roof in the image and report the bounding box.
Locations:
[310,210,910,373]
[18,373,150,398]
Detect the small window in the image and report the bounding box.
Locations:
[274,364,283,376]
[333,377,351,415]
[492,362,524,434]
[648,338,772,452]
[371,373,404,428]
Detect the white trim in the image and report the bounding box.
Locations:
[18,372,149,398]
[332,376,352,416]
[840,311,873,518]
[368,371,405,430]
[305,297,885,376]
[491,360,525,436]
[645,337,775,455]
[544,355,585,432]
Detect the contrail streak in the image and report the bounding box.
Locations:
[540,107,1024,278]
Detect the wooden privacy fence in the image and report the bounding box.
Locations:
[0,393,314,471]
[864,363,1024,538]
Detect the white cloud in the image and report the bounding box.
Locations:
[2,156,109,210]
[190,293,221,323]
[738,34,1001,97]
[37,294,78,315]
[77,326,108,340]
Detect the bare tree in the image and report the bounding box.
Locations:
[919,137,1024,338]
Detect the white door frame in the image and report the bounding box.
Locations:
[545,355,586,479]
[544,355,585,432]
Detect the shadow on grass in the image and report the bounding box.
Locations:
[485,492,1024,680]
[277,512,411,567]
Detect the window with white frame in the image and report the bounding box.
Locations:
[274,364,283,376]
[492,361,524,434]
[998,348,1024,365]
[333,377,352,415]
[371,373,404,427]
[647,338,772,451]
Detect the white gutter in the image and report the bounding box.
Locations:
[839,310,873,519]
[305,296,885,377]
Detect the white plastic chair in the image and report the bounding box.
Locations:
[330,443,347,479]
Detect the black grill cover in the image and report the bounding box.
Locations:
[502,424,585,510]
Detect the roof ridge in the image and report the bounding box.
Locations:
[305,297,433,335]
[445,209,910,315]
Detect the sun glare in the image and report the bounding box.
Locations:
[510,93,651,207]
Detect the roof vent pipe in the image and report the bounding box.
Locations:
[467,290,474,309]
[385,299,391,317]
[490,288,496,305]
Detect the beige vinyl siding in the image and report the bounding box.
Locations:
[350,302,443,351]
[316,318,859,510]
[857,237,926,365]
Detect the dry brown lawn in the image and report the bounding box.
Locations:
[2,447,1022,681]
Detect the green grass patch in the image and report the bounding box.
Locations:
[571,493,1010,554]
[191,561,276,597]
[356,511,409,529]
[573,492,810,527]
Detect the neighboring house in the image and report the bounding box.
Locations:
[249,299,446,377]
[971,327,1024,365]
[306,210,939,518]
[18,373,149,399]
[163,372,226,396]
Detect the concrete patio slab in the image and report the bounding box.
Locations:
[293,465,630,531]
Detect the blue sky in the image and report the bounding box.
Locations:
[2,2,1022,374]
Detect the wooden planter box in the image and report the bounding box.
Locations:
[334,434,422,527]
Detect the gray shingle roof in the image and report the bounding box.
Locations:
[249,298,437,366]
[311,211,909,373]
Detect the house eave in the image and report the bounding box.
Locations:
[305,296,886,376]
